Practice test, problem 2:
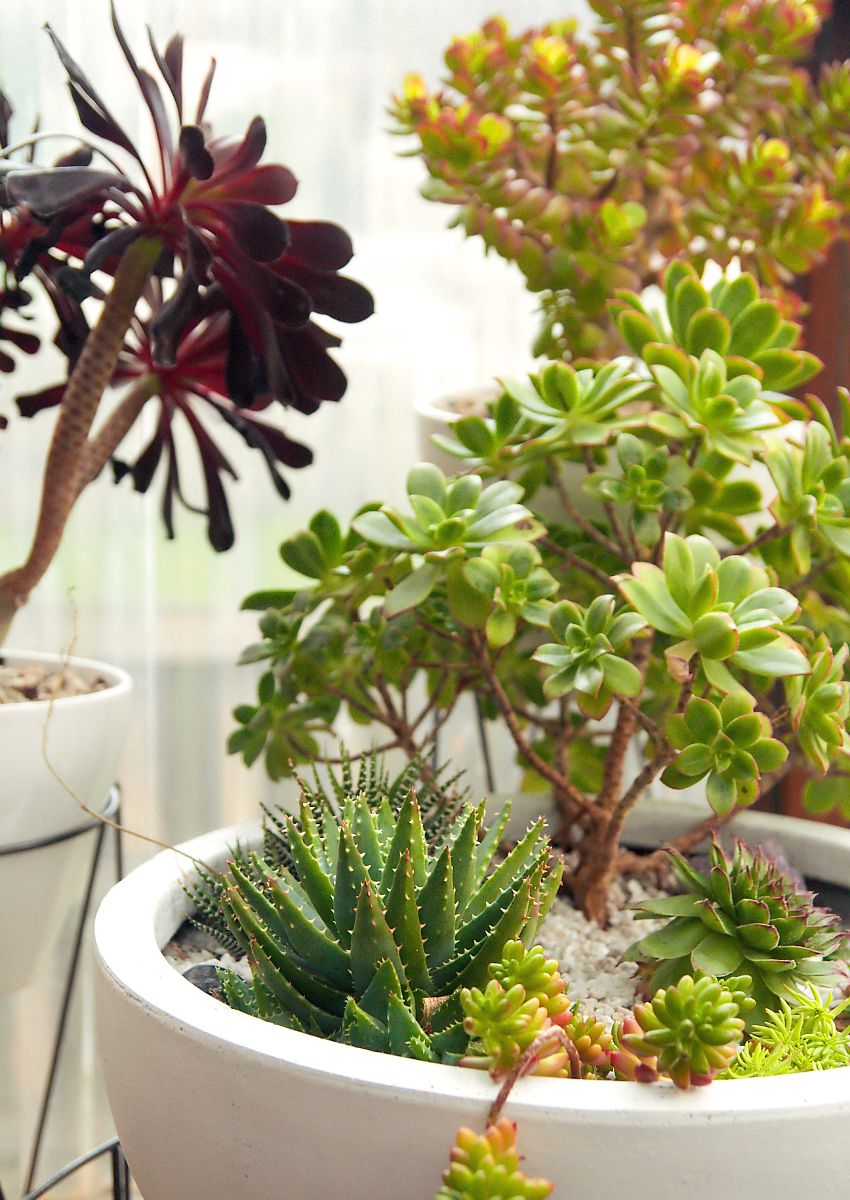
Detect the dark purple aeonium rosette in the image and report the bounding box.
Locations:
[1,3,373,544]
[19,285,316,551]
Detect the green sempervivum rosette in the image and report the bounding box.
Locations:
[629,838,844,1022]
[435,1119,553,1200]
[217,793,560,1058]
[620,973,751,1089]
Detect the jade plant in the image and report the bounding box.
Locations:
[231,263,850,922]
[391,0,847,360]
[0,6,372,643]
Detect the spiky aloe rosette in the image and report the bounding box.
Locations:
[629,838,844,1022]
[186,752,467,953]
[215,794,560,1058]
[435,1119,552,1200]
[613,974,752,1089]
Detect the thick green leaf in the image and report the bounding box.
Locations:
[385,563,441,616]
[350,879,408,996]
[384,851,432,993]
[636,917,705,959]
[690,931,745,976]
[418,844,456,969]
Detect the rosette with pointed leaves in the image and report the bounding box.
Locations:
[533,596,647,717]
[786,636,850,774]
[216,792,560,1054]
[462,544,557,647]
[616,533,809,693]
[629,838,845,1022]
[352,464,542,622]
[620,973,751,1089]
[764,422,850,575]
[583,435,690,548]
[3,11,375,415]
[613,264,821,398]
[661,694,788,814]
[434,1119,553,1200]
[500,360,656,449]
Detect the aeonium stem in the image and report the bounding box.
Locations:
[0,236,162,644]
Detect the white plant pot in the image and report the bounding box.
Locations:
[96,801,850,1200]
[414,383,501,478]
[0,650,132,995]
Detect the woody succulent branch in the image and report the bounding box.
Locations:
[391,0,848,361]
[233,264,850,924]
[0,7,373,644]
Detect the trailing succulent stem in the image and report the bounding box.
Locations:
[435,1119,552,1200]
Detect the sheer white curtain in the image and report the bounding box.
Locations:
[0,0,584,1186]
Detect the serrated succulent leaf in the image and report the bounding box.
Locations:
[417,844,456,969]
[351,879,408,996]
[334,823,373,950]
[385,851,432,994]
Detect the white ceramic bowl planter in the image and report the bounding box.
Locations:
[1,650,132,996]
[96,800,850,1200]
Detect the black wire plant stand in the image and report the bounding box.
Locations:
[0,786,125,1200]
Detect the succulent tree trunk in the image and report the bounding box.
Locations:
[0,236,161,645]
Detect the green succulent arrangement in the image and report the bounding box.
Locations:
[390,0,847,361]
[185,759,848,1200]
[230,262,850,924]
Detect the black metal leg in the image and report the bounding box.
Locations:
[22,1136,130,1199]
[23,817,109,1191]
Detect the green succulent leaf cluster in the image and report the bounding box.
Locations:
[460,940,612,1079]
[463,544,557,647]
[617,533,808,693]
[434,1118,553,1200]
[620,973,751,1089]
[533,595,647,717]
[352,464,542,621]
[662,694,787,814]
[787,636,850,774]
[630,838,845,1021]
[724,986,850,1078]
[583,435,690,547]
[216,792,561,1056]
[499,360,656,448]
[765,421,850,574]
[614,264,820,397]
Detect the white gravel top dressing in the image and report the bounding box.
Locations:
[536,873,665,1025]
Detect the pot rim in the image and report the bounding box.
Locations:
[95,801,850,1121]
[0,648,132,713]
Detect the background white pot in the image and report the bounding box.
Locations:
[0,650,132,995]
[96,802,850,1200]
